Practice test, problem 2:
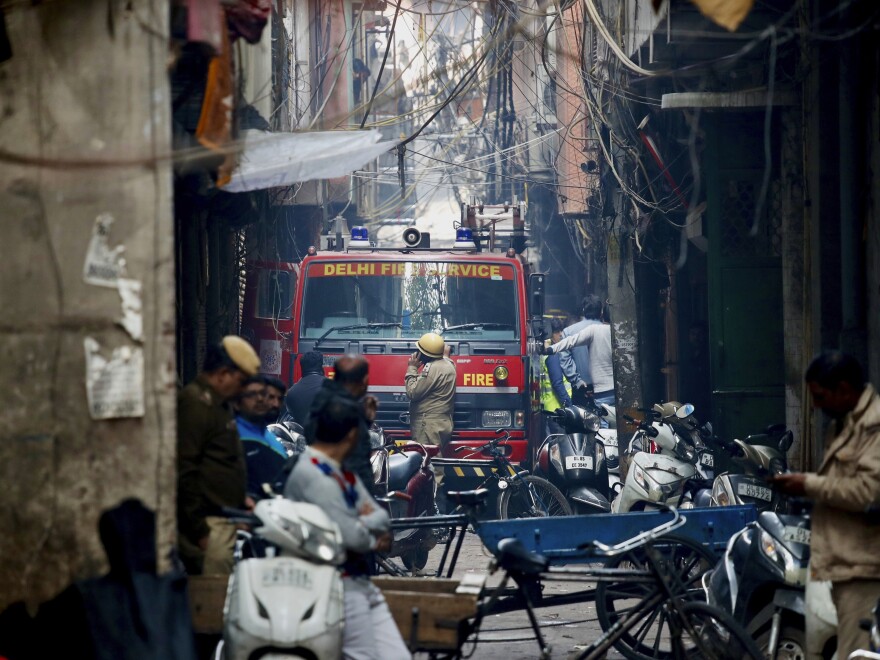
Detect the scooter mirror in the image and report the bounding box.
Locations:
[675,403,695,419]
[596,406,608,417]
[778,430,794,454]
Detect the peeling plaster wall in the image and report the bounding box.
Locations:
[0,1,175,609]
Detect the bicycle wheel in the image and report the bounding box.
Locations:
[674,601,763,660]
[496,475,572,519]
[595,535,714,660]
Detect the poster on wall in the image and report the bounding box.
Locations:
[84,338,145,419]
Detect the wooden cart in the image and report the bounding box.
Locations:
[373,574,487,656]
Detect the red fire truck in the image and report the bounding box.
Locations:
[240,205,545,466]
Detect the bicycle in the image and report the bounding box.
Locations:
[464,506,761,660]
[448,428,572,519]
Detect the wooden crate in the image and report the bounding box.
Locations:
[373,574,485,651]
[188,575,229,635]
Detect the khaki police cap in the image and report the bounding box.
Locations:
[222,336,260,376]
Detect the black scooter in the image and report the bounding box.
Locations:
[705,500,817,658]
[535,405,611,514]
[710,425,794,514]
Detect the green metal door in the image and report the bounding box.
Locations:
[705,114,785,442]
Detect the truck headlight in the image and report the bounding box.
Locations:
[482,410,511,427]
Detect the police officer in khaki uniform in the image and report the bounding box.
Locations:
[177,335,260,575]
[405,332,456,446]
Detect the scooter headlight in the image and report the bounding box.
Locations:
[269,510,343,564]
[759,529,804,586]
[300,520,345,564]
[633,465,648,490]
[631,465,677,501]
[760,530,779,562]
[712,479,731,506]
[549,442,563,474]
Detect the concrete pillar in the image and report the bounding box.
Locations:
[608,223,643,437]
[780,108,808,470]
[0,1,175,609]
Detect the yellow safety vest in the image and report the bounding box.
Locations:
[540,355,571,412]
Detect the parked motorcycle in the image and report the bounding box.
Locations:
[535,404,612,514]
[216,498,346,660]
[710,425,794,513]
[704,501,832,659]
[369,428,439,573]
[612,402,713,513]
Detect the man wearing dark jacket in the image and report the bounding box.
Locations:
[283,351,327,427]
[308,355,377,495]
[177,336,260,575]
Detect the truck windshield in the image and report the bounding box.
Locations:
[300,261,519,340]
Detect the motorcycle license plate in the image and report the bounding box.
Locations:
[700,452,714,467]
[565,455,593,470]
[783,526,811,545]
[736,482,772,501]
[262,564,313,589]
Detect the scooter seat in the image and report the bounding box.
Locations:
[388,452,422,491]
[496,538,549,575]
[446,489,490,506]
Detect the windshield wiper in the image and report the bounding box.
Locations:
[441,322,513,334]
[314,323,402,349]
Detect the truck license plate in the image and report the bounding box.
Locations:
[565,456,593,470]
[783,526,811,545]
[736,482,772,501]
[700,452,714,467]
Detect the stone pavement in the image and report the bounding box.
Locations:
[392,529,627,660]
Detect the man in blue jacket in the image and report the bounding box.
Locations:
[235,375,288,498]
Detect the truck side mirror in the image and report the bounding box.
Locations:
[528,273,545,322]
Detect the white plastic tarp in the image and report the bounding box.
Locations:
[221,129,398,193]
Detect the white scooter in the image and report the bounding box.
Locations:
[216,498,346,660]
[611,402,712,513]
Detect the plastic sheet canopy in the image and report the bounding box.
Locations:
[221,129,399,193]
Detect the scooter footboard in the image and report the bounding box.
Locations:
[477,505,757,564]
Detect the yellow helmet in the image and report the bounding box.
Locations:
[417,332,445,359]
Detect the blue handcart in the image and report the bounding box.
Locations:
[477,504,757,564]
[383,496,759,658]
